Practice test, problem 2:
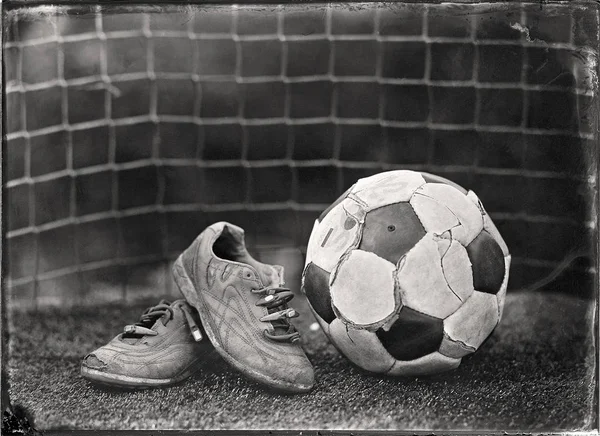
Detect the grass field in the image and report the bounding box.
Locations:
[6,290,597,431]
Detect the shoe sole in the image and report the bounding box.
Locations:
[173,255,312,394]
[81,362,201,389]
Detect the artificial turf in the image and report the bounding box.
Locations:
[5,290,597,431]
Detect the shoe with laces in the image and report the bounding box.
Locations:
[81,300,212,388]
[173,221,315,393]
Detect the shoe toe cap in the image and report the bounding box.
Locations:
[282,355,315,393]
[81,347,128,377]
[257,352,315,393]
[82,352,109,370]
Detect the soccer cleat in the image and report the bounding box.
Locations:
[81,300,212,388]
[173,221,315,393]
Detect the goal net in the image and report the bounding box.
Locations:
[3,3,598,308]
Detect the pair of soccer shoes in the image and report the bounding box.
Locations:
[81,222,314,394]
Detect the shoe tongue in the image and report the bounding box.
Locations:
[120,300,182,344]
[120,318,164,345]
[256,263,285,288]
[215,223,285,287]
[240,256,285,288]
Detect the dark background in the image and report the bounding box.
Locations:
[3,3,598,309]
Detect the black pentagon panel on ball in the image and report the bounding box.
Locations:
[318,185,354,222]
[303,262,336,323]
[466,229,506,294]
[376,306,444,361]
[420,171,468,194]
[358,202,426,265]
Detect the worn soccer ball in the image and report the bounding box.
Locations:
[301,170,511,376]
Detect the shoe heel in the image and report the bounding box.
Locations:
[172,254,198,306]
[173,253,226,357]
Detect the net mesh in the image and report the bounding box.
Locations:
[3,3,598,307]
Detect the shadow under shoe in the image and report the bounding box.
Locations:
[173,221,315,394]
[81,300,213,388]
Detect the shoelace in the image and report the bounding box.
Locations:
[253,286,301,343]
[122,300,203,342]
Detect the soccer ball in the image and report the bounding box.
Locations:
[301,170,511,376]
